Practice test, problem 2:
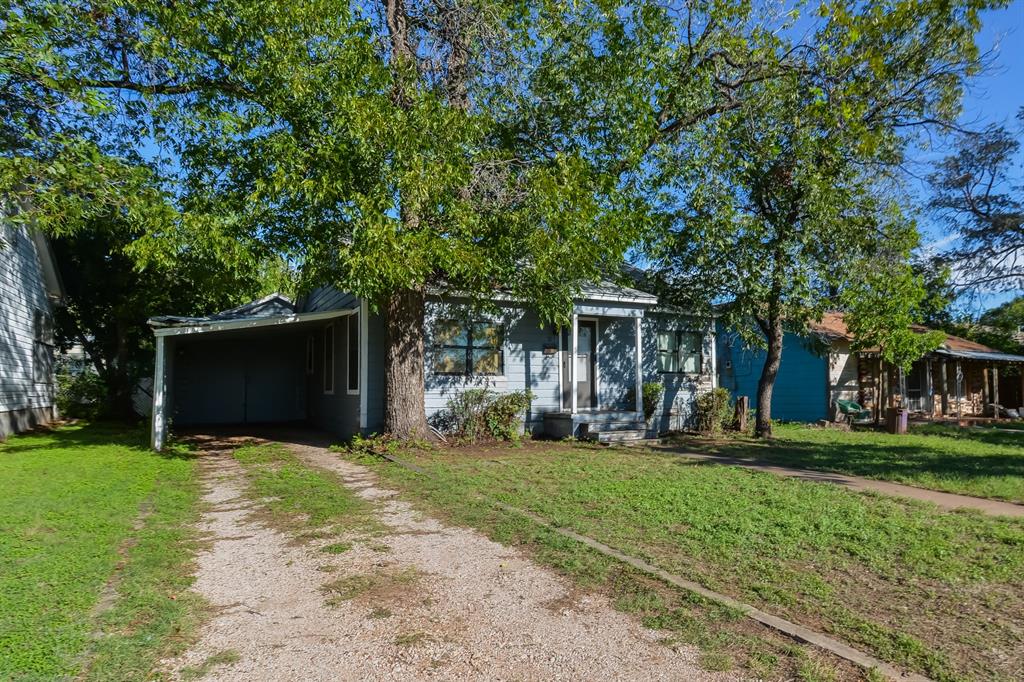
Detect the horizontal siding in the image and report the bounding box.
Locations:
[424,303,561,433]
[301,286,359,313]
[716,327,827,422]
[642,314,716,431]
[0,222,55,414]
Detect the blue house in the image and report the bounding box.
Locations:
[148,282,717,448]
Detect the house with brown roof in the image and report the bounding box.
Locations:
[717,312,1024,423]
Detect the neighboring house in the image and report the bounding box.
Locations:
[717,312,1024,423]
[0,219,63,439]
[148,283,717,449]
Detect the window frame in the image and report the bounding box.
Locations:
[323,323,335,395]
[346,313,360,395]
[431,320,505,377]
[656,330,703,375]
[32,308,55,384]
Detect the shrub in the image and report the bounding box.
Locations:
[431,389,533,443]
[55,370,107,420]
[695,387,732,434]
[642,382,664,421]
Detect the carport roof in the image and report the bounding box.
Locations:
[148,299,355,337]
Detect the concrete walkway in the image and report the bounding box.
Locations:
[655,448,1024,518]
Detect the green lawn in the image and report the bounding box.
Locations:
[0,423,201,680]
[356,442,1024,682]
[671,423,1024,503]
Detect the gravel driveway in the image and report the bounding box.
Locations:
[162,439,734,681]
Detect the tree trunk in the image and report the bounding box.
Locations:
[755,314,784,438]
[384,287,431,440]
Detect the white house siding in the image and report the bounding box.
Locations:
[0,223,56,438]
[828,339,860,418]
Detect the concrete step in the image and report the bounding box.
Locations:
[596,429,647,443]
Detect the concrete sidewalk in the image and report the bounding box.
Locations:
[655,448,1024,518]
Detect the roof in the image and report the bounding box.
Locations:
[809,312,1024,363]
[148,293,295,328]
[578,280,657,305]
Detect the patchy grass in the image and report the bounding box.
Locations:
[232,443,379,537]
[355,442,1024,682]
[671,422,1024,503]
[180,649,241,681]
[0,423,202,680]
[321,567,422,608]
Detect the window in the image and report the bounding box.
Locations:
[432,321,504,375]
[347,313,360,394]
[323,324,335,394]
[306,335,315,375]
[657,331,702,374]
[32,309,55,384]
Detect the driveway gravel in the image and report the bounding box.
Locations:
[161,439,734,681]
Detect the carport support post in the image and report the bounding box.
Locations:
[940,360,948,417]
[151,334,167,451]
[634,316,643,416]
[992,365,999,417]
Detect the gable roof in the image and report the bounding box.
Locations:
[148,293,295,327]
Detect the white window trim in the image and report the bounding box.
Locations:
[347,313,360,395]
[323,323,335,395]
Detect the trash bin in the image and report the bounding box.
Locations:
[885,407,908,435]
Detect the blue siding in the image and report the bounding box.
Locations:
[596,317,637,410]
[365,310,386,433]
[306,316,361,437]
[642,314,716,431]
[716,327,827,422]
[300,286,359,313]
[424,302,561,434]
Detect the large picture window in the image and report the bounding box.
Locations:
[432,321,504,375]
[657,331,702,374]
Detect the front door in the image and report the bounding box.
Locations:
[562,321,597,409]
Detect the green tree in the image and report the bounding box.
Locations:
[929,108,1024,292]
[649,0,1000,437]
[2,0,794,438]
[51,214,293,419]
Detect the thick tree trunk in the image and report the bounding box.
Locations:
[384,287,431,440]
[755,314,784,438]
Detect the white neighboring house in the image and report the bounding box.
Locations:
[0,217,63,439]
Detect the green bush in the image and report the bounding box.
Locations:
[695,387,732,434]
[55,371,107,420]
[432,389,533,443]
[642,382,665,420]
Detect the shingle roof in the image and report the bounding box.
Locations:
[148,293,295,327]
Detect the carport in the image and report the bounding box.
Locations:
[149,297,365,450]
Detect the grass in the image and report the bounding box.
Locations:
[180,649,241,681]
[0,423,202,681]
[355,441,1024,681]
[672,422,1024,503]
[232,443,379,537]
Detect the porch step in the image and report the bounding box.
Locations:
[595,429,647,444]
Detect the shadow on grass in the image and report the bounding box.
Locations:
[672,429,1024,487]
[0,420,197,460]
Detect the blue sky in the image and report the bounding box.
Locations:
[913,2,1024,314]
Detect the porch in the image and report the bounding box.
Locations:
[855,348,1024,422]
[547,305,647,441]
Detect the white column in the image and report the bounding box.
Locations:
[571,313,578,415]
[634,316,643,415]
[151,334,167,451]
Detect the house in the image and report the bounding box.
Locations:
[717,312,1024,423]
[147,282,717,449]
[0,218,63,439]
